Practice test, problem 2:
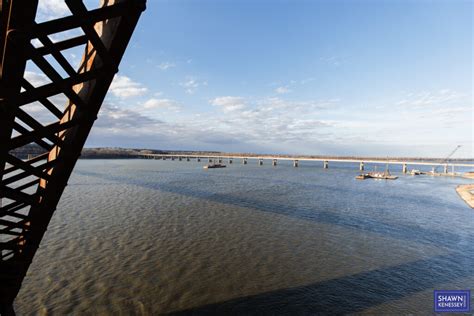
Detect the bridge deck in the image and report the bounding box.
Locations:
[140,154,474,168]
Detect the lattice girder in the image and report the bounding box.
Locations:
[0,0,146,313]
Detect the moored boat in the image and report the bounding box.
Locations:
[203,163,226,169]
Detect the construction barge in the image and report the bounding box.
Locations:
[356,171,398,180]
[356,164,398,180]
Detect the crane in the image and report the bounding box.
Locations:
[433,145,462,173]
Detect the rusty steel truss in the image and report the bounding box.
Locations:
[0,0,145,313]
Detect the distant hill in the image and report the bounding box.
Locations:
[8,143,48,159]
[81,147,146,159]
[81,147,222,158]
[8,143,222,159]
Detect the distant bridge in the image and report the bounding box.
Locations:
[139,154,474,174]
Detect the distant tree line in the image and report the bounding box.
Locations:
[8,143,473,162]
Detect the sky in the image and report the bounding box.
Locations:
[30,0,473,157]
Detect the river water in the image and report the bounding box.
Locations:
[14,159,473,315]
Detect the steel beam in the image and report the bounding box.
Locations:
[0,0,146,311]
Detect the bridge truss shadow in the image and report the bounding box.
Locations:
[169,253,472,315]
[74,169,473,314]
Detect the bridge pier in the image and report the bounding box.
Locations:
[431,166,435,174]
[323,161,329,169]
[272,159,277,166]
[229,158,233,164]
[197,157,201,162]
[218,158,222,163]
[359,162,364,171]
[178,157,182,161]
[208,158,212,163]
[258,159,263,166]
[443,164,448,174]
[293,160,299,167]
[402,163,407,174]
[243,158,247,164]
[171,157,175,161]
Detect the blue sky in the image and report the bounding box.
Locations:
[33,0,472,157]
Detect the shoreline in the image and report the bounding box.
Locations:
[456,184,474,208]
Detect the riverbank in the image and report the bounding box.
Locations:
[462,172,474,179]
[456,184,474,208]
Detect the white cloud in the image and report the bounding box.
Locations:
[275,86,291,94]
[396,89,465,108]
[95,104,164,134]
[287,119,331,130]
[36,0,99,21]
[87,78,472,157]
[88,95,341,153]
[24,71,50,87]
[158,62,176,70]
[180,77,206,94]
[37,0,70,21]
[182,79,197,94]
[110,75,148,98]
[210,96,246,112]
[393,89,471,123]
[205,96,337,146]
[143,98,180,111]
[255,97,336,113]
[322,89,472,152]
